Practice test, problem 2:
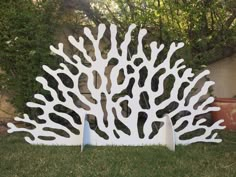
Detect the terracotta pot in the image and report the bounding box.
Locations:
[211,98,236,130]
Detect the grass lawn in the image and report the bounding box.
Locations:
[0,131,235,177]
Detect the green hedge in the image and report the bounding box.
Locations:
[0,0,61,114]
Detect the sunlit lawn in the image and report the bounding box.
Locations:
[0,131,236,177]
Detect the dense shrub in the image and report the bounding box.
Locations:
[0,0,61,114]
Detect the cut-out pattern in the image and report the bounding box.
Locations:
[8,24,225,146]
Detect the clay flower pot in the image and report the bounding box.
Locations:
[211,98,236,130]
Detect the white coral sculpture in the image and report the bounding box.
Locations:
[7,24,225,147]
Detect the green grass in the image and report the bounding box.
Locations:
[0,132,236,177]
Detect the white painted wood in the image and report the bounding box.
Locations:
[162,114,175,151]
[80,116,86,152]
[7,24,225,147]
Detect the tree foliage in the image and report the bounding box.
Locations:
[0,0,235,114]
[89,0,236,65]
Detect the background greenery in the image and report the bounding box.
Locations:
[0,0,235,115]
[0,0,62,114]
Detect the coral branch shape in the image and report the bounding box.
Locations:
[8,24,225,147]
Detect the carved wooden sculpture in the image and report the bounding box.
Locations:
[8,24,225,150]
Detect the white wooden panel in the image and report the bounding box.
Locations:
[8,24,225,148]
